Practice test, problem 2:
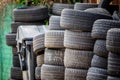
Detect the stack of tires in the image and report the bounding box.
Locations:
[7,6,48,80]
[86,19,120,80]
[106,28,120,80]
[59,3,112,79]
[41,16,65,80]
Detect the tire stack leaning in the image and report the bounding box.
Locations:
[6,6,48,80]
[60,5,112,79]
[106,28,120,80]
[41,16,65,80]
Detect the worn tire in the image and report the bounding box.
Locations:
[11,67,22,79]
[35,67,41,80]
[94,40,108,58]
[64,30,95,50]
[87,67,107,80]
[107,76,120,80]
[64,48,94,69]
[36,54,44,67]
[6,33,16,46]
[92,19,120,39]
[45,30,64,48]
[12,47,17,56]
[13,6,48,22]
[41,64,65,80]
[74,3,98,10]
[49,16,64,30]
[65,68,88,80]
[60,9,112,31]
[45,48,64,66]
[13,55,20,67]
[91,55,107,69]
[33,34,45,54]
[52,3,74,15]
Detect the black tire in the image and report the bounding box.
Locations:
[36,54,44,67]
[44,48,64,66]
[41,64,65,80]
[11,67,23,79]
[65,68,88,80]
[6,33,16,46]
[49,16,64,30]
[92,19,120,39]
[11,22,44,33]
[60,9,112,31]
[87,67,107,80]
[33,34,45,54]
[107,76,120,80]
[13,55,20,67]
[74,3,98,10]
[91,55,107,69]
[108,52,120,77]
[64,30,95,50]
[45,30,64,48]
[13,6,48,22]
[35,67,41,80]
[52,3,74,15]
[64,48,94,69]
[106,28,120,53]
[12,47,17,56]
[94,40,108,58]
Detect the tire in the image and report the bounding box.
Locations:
[74,3,98,10]
[13,6,48,22]
[49,16,64,30]
[45,30,64,48]
[94,40,108,58]
[36,54,44,67]
[108,52,120,77]
[11,67,23,79]
[87,67,107,80]
[106,28,120,53]
[12,47,17,56]
[107,76,120,80]
[92,19,120,39]
[65,68,88,80]
[45,48,64,66]
[64,48,94,69]
[60,9,112,31]
[41,64,65,80]
[33,34,45,54]
[11,22,44,33]
[52,3,74,15]
[6,33,16,46]
[91,55,107,69]
[35,67,41,80]
[13,55,20,67]
[64,30,95,50]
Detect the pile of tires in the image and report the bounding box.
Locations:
[106,28,120,80]
[7,6,48,80]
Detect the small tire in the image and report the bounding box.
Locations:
[13,55,20,67]
[35,67,41,80]
[12,47,17,56]
[36,54,44,67]
[6,33,16,46]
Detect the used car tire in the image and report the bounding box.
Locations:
[12,47,17,56]
[13,55,20,67]
[35,67,41,80]
[107,76,120,80]
[36,54,44,67]
[6,33,16,46]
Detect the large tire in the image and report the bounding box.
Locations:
[36,54,44,67]
[11,22,44,33]
[52,3,74,15]
[87,67,107,80]
[49,16,64,30]
[107,76,120,80]
[13,55,20,67]
[94,40,108,58]
[60,9,112,31]
[35,67,41,80]
[33,34,45,54]
[41,64,65,80]
[64,30,95,50]
[108,52,120,77]
[91,55,107,69]
[6,33,16,46]
[44,48,64,66]
[45,30,64,48]
[65,68,88,80]
[92,19,120,39]
[74,3,98,10]
[106,28,120,53]
[64,48,94,69]
[11,67,23,79]
[13,6,48,22]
